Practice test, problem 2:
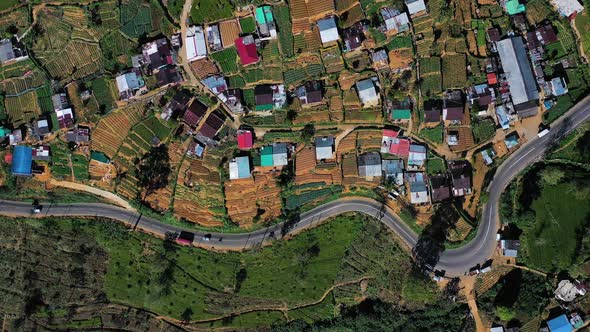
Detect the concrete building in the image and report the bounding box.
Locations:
[318,17,339,45]
[315,136,334,160]
[185,26,207,62]
[229,156,251,180]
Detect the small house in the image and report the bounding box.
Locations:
[341,22,365,52]
[550,77,568,96]
[356,78,380,107]
[504,132,519,149]
[386,98,412,123]
[549,0,584,19]
[32,146,50,161]
[162,90,191,120]
[116,71,144,100]
[371,49,389,71]
[481,147,496,165]
[501,240,520,257]
[272,143,288,166]
[504,0,525,15]
[260,145,274,166]
[296,81,323,106]
[388,138,410,157]
[52,93,69,111]
[535,24,558,45]
[358,152,382,178]
[315,136,335,160]
[9,129,22,145]
[547,314,574,332]
[11,146,33,176]
[554,280,587,302]
[206,25,223,51]
[408,144,426,168]
[221,89,245,114]
[65,126,90,143]
[229,156,251,180]
[443,91,465,123]
[254,84,286,111]
[186,26,207,62]
[235,35,259,66]
[405,0,427,17]
[423,100,442,123]
[237,129,253,150]
[35,119,51,138]
[142,38,174,70]
[381,7,410,35]
[382,159,404,185]
[202,75,228,95]
[487,28,501,43]
[318,17,339,45]
[156,66,182,87]
[449,160,472,196]
[55,108,74,129]
[255,6,277,39]
[183,99,208,128]
[381,129,400,154]
[0,38,28,65]
[468,84,495,108]
[496,105,511,130]
[198,111,225,139]
[407,172,429,204]
[429,174,451,202]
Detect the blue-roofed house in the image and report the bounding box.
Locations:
[11,146,33,176]
[550,77,568,96]
[115,71,145,100]
[317,17,339,45]
[202,75,228,95]
[382,159,404,185]
[229,156,251,180]
[407,172,429,204]
[408,144,427,168]
[496,105,510,130]
[547,314,573,332]
[356,78,380,107]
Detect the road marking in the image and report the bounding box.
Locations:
[475,208,493,253]
[512,147,536,165]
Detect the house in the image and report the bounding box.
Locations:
[570,313,584,329]
[206,24,223,51]
[255,6,277,39]
[504,0,525,15]
[198,111,225,139]
[386,98,412,123]
[34,118,51,138]
[235,35,259,65]
[549,0,584,19]
[9,129,22,145]
[429,174,451,202]
[183,99,208,128]
[221,89,244,113]
[424,100,442,123]
[142,38,174,70]
[356,78,380,107]
[504,132,519,149]
[254,84,286,111]
[487,28,501,43]
[547,314,574,332]
[358,152,382,178]
[443,91,464,123]
[487,72,498,85]
[550,77,568,96]
[467,84,495,108]
[156,66,182,87]
[449,160,472,196]
[407,172,429,204]
[315,136,334,160]
[52,93,69,111]
[371,49,389,70]
[381,7,410,35]
[0,38,28,64]
[229,156,251,180]
[185,26,207,62]
[405,0,427,17]
[408,144,426,168]
[237,129,253,150]
[32,146,50,161]
[55,108,74,129]
[481,147,496,165]
[318,17,339,45]
[554,280,587,302]
[381,129,400,154]
[497,37,540,118]
[296,81,323,106]
[11,146,33,176]
[341,22,365,52]
[272,143,288,167]
[202,75,228,95]
[65,126,90,143]
[536,24,558,45]
[161,90,191,120]
[260,145,274,166]
[500,239,520,257]
[115,71,144,100]
[496,105,511,129]
[389,138,411,157]
[382,159,404,185]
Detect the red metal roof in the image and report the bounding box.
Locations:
[382,129,399,138]
[237,130,253,149]
[389,138,410,157]
[235,37,259,65]
[4,152,12,164]
[487,73,498,85]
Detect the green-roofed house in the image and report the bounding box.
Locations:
[255,6,277,39]
[90,151,110,164]
[505,0,525,15]
[260,145,274,166]
[0,127,8,138]
[387,98,412,123]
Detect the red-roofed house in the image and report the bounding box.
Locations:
[487,73,498,85]
[237,130,253,149]
[389,138,410,157]
[235,35,259,65]
[381,129,400,153]
[4,152,12,164]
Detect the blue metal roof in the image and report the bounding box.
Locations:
[317,17,336,31]
[11,146,33,176]
[236,156,250,178]
[547,315,573,332]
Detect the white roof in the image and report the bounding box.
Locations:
[316,146,333,160]
[229,160,239,180]
[116,75,128,93]
[186,26,207,62]
[318,18,339,44]
[550,0,584,17]
[144,43,158,55]
[405,0,427,15]
[410,190,429,204]
[273,152,288,166]
[409,151,426,166]
[490,327,504,332]
[56,108,73,118]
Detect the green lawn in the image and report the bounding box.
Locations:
[190,0,234,24]
[0,0,19,11]
[472,118,497,143]
[427,158,446,175]
[521,180,590,272]
[575,9,590,59]
[419,125,443,144]
[239,16,256,34]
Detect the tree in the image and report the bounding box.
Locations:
[136,145,171,200]
[181,307,193,323]
[301,123,315,141]
[539,167,565,186]
[576,130,590,161]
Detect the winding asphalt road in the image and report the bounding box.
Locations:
[1,97,589,276]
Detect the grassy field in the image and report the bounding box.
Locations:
[419,125,443,144]
[427,158,446,175]
[239,16,256,33]
[0,0,18,11]
[190,0,234,24]
[575,8,590,59]
[472,118,497,143]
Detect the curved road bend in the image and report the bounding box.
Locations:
[0,97,589,276]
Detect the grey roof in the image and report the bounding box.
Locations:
[497,37,539,105]
[382,159,404,174]
[410,181,427,193]
[356,78,375,92]
[317,17,337,31]
[0,39,15,63]
[315,136,334,147]
[358,152,382,177]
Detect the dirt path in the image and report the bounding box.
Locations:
[500,263,547,277]
[48,179,135,210]
[462,276,486,332]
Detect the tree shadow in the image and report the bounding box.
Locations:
[280,208,301,238]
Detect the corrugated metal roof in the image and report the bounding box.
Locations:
[497,37,539,106]
[11,146,32,176]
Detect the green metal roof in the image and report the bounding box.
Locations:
[255,104,274,111]
[0,127,8,137]
[505,0,525,15]
[260,146,273,166]
[392,109,411,120]
[90,151,110,164]
[255,6,273,24]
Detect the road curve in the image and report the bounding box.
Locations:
[1,97,589,276]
